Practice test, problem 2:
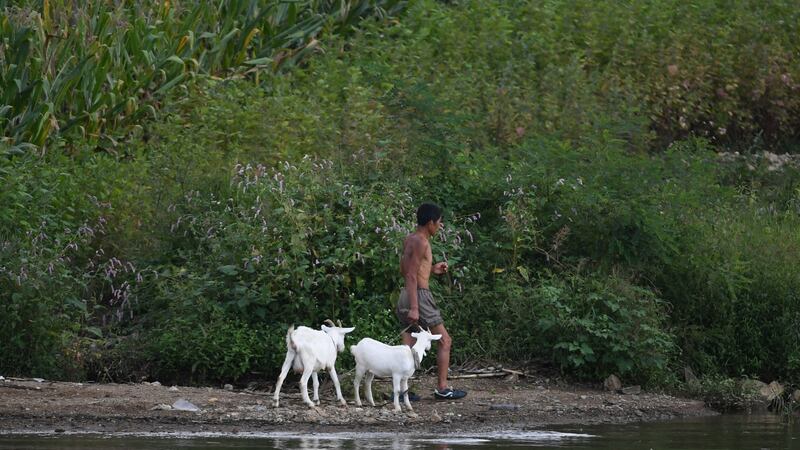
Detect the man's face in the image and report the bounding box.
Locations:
[429,218,443,235]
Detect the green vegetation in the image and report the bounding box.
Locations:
[1,0,404,153]
[2,0,800,392]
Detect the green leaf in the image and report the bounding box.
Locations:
[218,265,239,276]
[86,326,103,338]
[243,57,272,66]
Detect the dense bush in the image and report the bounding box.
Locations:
[446,271,674,383]
[117,157,476,380]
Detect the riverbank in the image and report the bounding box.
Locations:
[0,372,713,435]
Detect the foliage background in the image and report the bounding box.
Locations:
[2,0,800,387]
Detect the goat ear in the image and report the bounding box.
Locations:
[321,324,330,331]
[410,332,419,338]
[431,334,442,341]
[343,327,355,333]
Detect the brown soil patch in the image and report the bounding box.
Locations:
[0,373,714,435]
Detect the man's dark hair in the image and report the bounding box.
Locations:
[417,203,442,227]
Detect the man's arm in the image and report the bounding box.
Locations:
[401,236,423,324]
[432,260,448,275]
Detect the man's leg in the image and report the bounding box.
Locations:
[401,331,415,347]
[399,330,422,401]
[429,323,452,391]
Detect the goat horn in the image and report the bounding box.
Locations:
[337,319,343,328]
[323,319,335,327]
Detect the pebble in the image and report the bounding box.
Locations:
[224,384,234,391]
[172,399,200,412]
[169,386,179,392]
[620,385,642,395]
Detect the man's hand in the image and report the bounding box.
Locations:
[432,261,449,275]
[408,307,420,324]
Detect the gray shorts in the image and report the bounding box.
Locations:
[396,288,443,328]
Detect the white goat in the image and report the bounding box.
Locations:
[350,329,442,412]
[273,320,355,408]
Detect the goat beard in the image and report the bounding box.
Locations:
[413,350,421,371]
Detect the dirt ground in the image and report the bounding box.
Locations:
[0,372,714,435]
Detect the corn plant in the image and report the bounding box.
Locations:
[0,0,406,154]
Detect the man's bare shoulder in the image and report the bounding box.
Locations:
[403,232,427,250]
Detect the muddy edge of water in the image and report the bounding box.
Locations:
[0,373,714,435]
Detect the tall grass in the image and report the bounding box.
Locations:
[0,0,405,154]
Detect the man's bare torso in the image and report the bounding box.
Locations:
[401,232,432,289]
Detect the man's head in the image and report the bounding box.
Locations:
[416,203,443,235]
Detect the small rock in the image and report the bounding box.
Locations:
[760,381,784,401]
[0,376,4,381]
[430,410,442,423]
[151,381,161,387]
[603,374,622,392]
[741,378,767,395]
[489,403,520,411]
[168,386,179,392]
[151,404,172,411]
[208,397,218,403]
[172,399,200,412]
[792,390,800,403]
[579,395,587,400]
[32,378,44,383]
[224,384,234,391]
[620,385,642,395]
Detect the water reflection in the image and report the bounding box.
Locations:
[0,415,797,450]
[271,435,461,450]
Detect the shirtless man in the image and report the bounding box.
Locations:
[396,203,467,400]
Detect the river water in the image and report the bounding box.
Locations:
[0,414,797,449]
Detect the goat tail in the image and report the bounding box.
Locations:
[349,343,358,356]
[286,325,296,350]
